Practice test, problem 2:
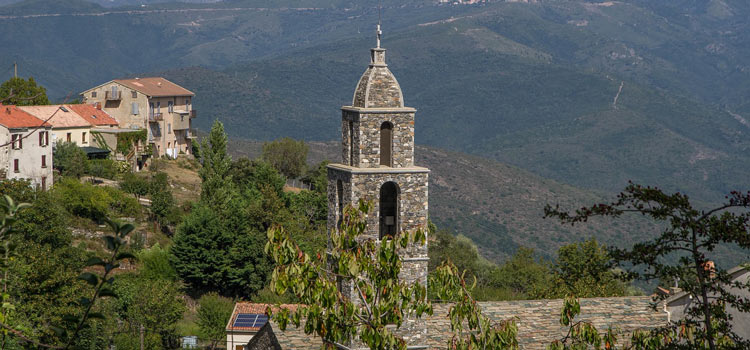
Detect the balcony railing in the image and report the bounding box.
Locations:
[148,112,163,122]
[105,91,121,100]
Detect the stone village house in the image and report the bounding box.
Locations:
[0,105,53,190]
[80,77,196,159]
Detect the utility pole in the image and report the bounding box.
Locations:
[13,62,16,78]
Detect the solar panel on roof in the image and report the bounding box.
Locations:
[233,313,269,328]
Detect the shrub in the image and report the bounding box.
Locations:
[137,244,178,281]
[53,141,88,178]
[0,179,36,203]
[120,173,150,200]
[53,178,110,220]
[197,292,234,350]
[87,159,119,179]
[53,178,141,221]
[103,186,142,219]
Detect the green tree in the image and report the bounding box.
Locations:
[150,186,176,227]
[170,199,272,297]
[300,160,328,193]
[0,76,50,105]
[541,239,627,299]
[493,247,552,299]
[196,292,234,350]
[112,274,186,350]
[137,244,178,281]
[230,158,285,196]
[545,183,750,350]
[120,173,150,201]
[266,200,519,350]
[199,120,234,208]
[53,141,88,178]
[261,137,308,179]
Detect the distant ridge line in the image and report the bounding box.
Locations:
[0,7,325,20]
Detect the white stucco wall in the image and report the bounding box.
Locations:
[52,126,92,147]
[226,331,255,350]
[0,127,54,190]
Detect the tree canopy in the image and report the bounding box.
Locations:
[0,76,50,105]
[546,182,750,349]
[261,137,308,179]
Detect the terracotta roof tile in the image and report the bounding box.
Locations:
[19,105,89,128]
[68,104,119,126]
[0,104,51,129]
[114,77,194,97]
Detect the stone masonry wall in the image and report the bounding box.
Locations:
[245,323,282,350]
[326,168,429,276]
[351,66,404,109]
[365,67,403,108]
[358,112,415,168]
[326,168,353,234]
[340,111,360,166]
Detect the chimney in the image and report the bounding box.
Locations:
[96,102,101,110]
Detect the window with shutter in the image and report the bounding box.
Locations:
[13,159,18,173]
[132,102,139,115]
[18,135,22,149]
[45,131,48,146]
[41,155,46,168]
[38,132,42,145]
[82,132,87,143]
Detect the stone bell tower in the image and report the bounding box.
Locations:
[326,24,429,348]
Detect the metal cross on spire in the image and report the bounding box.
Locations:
[376,24,382,48]
[376,0,382,48]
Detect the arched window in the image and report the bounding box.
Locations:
[380,122,393,167]
[379,181,398,239]
[337,180,344,229]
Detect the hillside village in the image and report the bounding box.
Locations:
[0,1,749,350]
[0,23,747,350]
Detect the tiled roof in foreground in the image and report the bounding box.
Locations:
[256,296,667,350]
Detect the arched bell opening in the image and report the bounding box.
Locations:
[379,181,399,239]
[380,121,393,167]
[336,180,344,229]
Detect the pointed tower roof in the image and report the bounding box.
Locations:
[351,25,405,108]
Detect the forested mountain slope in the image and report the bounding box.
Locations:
[3,0,750,256]
[165,17,750,202]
